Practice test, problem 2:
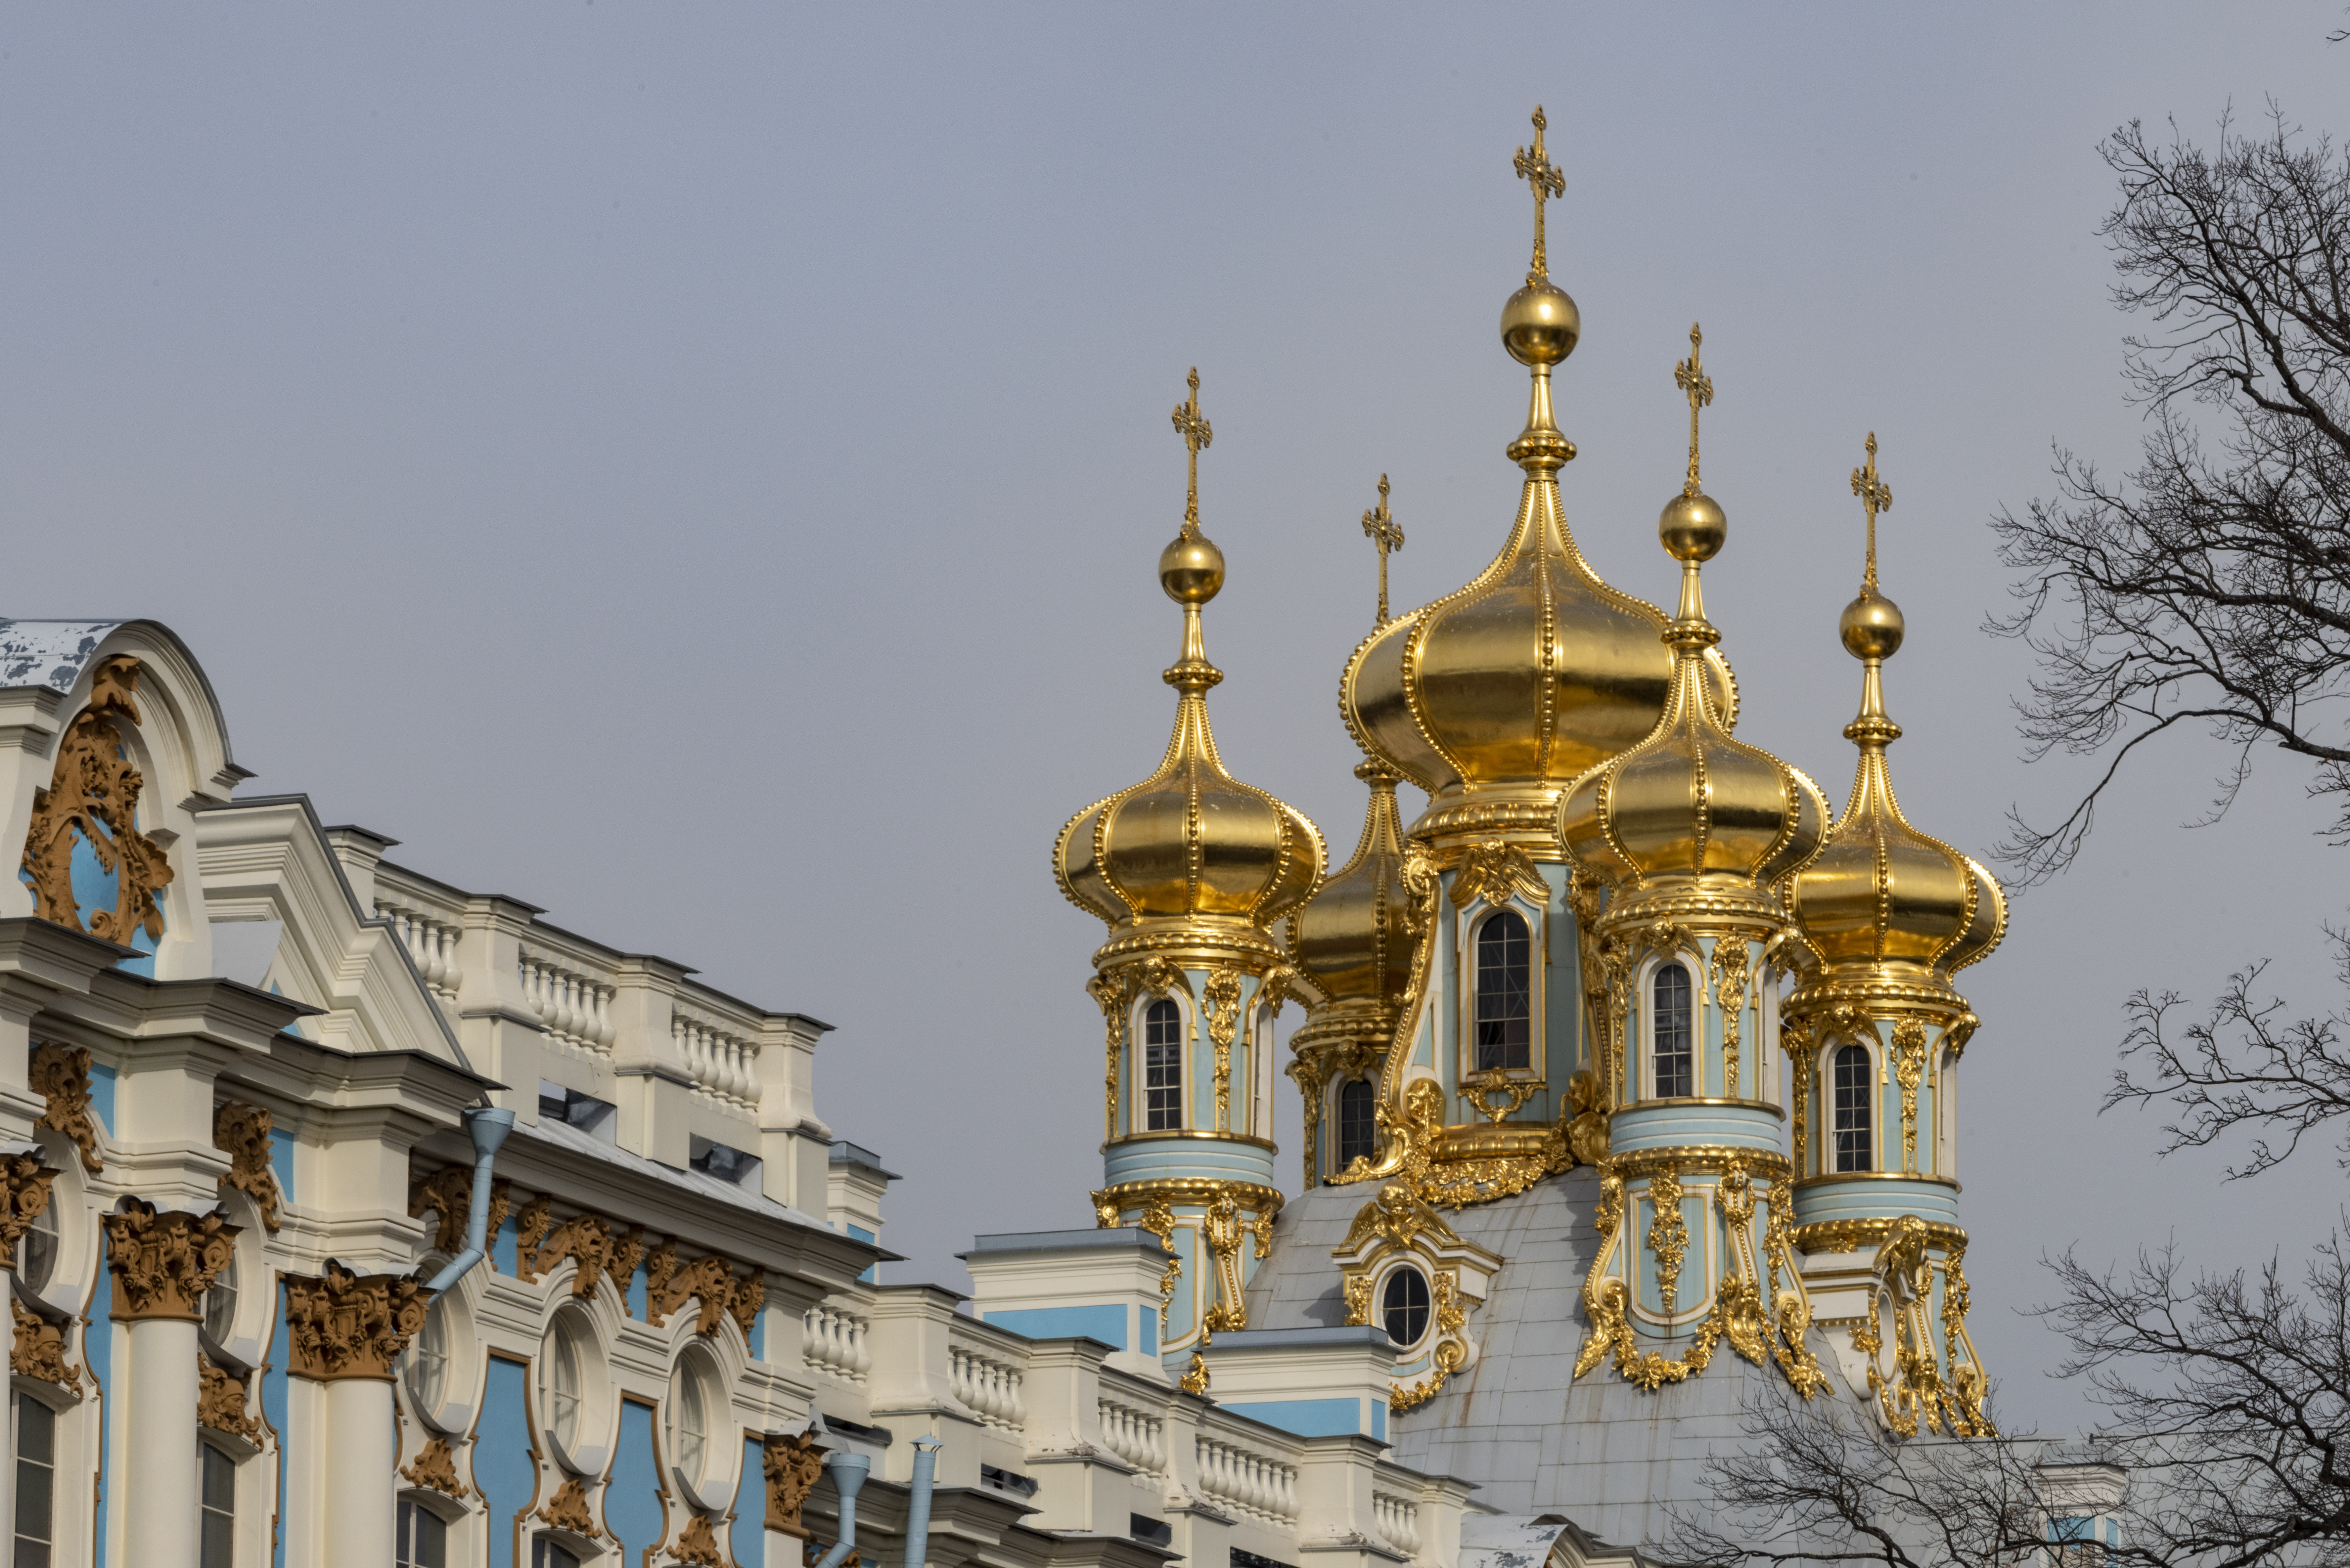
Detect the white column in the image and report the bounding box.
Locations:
[0,1287,15,1561]
[123,1317,202,1568]
[321,1378,397,1567]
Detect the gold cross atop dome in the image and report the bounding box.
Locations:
[1513,107,1566,284]
[1172,367,1214,540]
[1850,431,1893,593]
[1673,323,1712,499]
[1360,473,1404,626]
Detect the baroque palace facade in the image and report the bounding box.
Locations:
[0,112,2120,1568]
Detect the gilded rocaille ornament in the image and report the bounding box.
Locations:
[22,655,174,949]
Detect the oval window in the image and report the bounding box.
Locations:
[1381,1267,1431,1348]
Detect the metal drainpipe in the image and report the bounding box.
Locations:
[902,1437,942,1568]
[424,1107,517,1292]
[813,1452,871,1568]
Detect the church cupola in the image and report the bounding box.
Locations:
[1056,370,1325,1384]
[1558,325,1832,1400]
[1286,482,1424,1188]
[1780,435,2004,1435]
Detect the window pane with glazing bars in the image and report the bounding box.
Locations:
[398,1499,449,1568]
[199,1445,235,1568]
[15,1393,54,1568]
[1336,1079,1376,1168]
[1652,963,1694,1098]
[1833,1044,1873,1172]
[1143,999,1183,1131]
[1473,912,1531,1071]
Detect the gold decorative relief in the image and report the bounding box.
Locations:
[0,1154,57,1268]
[1709,939,1751,1098]
[1343,1274,1372,1326]
[671,1515,724,1567]
[1134,956,1186,999]
[764,1432,828,1537]
[1201,1191,1246,1333]
[10,1299,80,1394]
[284,1262,430,1381]
[1892,1017,1928,1171]
[1864,1217,1943,1438]
[1087,970,1132,1142]
[29,1044,102,1173]
[198,1354,264,1440]
[1203,967,1243,1130]
[104,1199,236,1322]
[524,1213,615,1297]
[1785,1022,1813,1174]
[213,1102,283,1231]
[402,1435,470,1498]
[1089,1189,1122,1229]
[648,1252,758,1338]
[644,1234,679,1307]
[1941,1243,1991,1436]
[1763,1186,1829,1398]
[536,1477,603,1540]
[1286,1058,1325,1187]
[1448,839,1546,911]
[1646,1166,1688,1320]
[1135,1196,1181,1325]
[1257,966,1296,1020]
[1179,1353,1209,1394]
[22,655,174,950]
[1398,845,1441,938]
[512,1193,555,1269]
[607,1224,647,1305]
[407,1165,511,1259]
[1462,1072,1539,1124]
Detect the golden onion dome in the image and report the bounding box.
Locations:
[1559,324,1824,897]
[1286,760,1414,1008]
[1341,163,1733,829]
[1786,437,2008,982]
[1056,372,1326,934]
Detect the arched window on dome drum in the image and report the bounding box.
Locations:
[1473,911,1532,1072]
[1832,1043,1873,1171]
[1652,962,1694,1098]
[1143,999,1183,1131]
[1336,1078,1376,1169]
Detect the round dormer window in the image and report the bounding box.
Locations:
[1381,1267,1430,1349]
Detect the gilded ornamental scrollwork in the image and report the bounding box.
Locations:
[764,1432,828,1537]
[103,1198,236,1322]
[646,1248,765,1339]
[1202,967,1243,1130]
[29,1044,103,1173]
[671,1515,725,1567]
[198,1354,265,1442]
[408,1164,512,1260]
[0,1153,58,1269]
[402,1435,471,1498]
[214,1101,283,1231]
[10,1299,81,1394]
[536,1477,604,1541]
[1845,1216,1991,1439]
[1449,839,1546,912]
[1709,939,1751,1099]
[21,654,174,951]
[1891,1017,1928,1171]
[523,1213,616,1297]
[1332,1180,1500,1413]
[284,1261,430,1381]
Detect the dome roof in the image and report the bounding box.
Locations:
[1786,592,2005,980]
[1286,760,1414,1009]
[1558,559,1823,896]
[1340,294,1735,823]
[1056,371,1326,936]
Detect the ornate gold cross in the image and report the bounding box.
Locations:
[1513,106,1566,283]
[1673,322,1712,498]
[1360,472,1404,626]
[1850,431,1893,592]
[1171,367,1214,539]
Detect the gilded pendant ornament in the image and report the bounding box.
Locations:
[1449,840,1547,912]
[1088,970,1132,1142]
[1285,1058,1325,1187]
[1646,1166,1689,1320]
[1892,1016,1927,1171]
[1709,939,1751,1099]
[671,1515,725,1568]
[537,1478,604,1541]
[1203,967,1243,1130]
[213,1101,283,1231]
[21,655,175,951]
[29,1044,103,1173]
[1201,1191,1247,1333]
[402,1435,470,1498]
[10,1299,81,1394]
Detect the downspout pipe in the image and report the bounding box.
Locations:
[424,1107,517,1292]
[903,1437,942,1568]
[813,1452,871,1568]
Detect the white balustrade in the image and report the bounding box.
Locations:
[802,1302,872,1385]
[1373,1491,1422,1560]
[1196,1433,1299,1524]
[520,947,616,1058]
[378,900,463,1003]
[672,1011,760,1111]
[1097,1398,1166,1476]
[948,1336,1028,1432]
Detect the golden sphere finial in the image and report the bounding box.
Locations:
[1501,278,1581,366]
[1160,532,1226,605]
[1840,589,1905,660]
[1659,492,1726,562]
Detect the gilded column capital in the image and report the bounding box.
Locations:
[103,1198,237,1321]
[0,1151,58,1270]
[283,1261,431,1381]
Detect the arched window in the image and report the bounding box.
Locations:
[1143,999,1183,1131]
[1652,962,1694,1098]
[538,1320,582,1456]
[1832,1044,1873,1172]
[669,1361,709,1492]
[1473,912,1532,1071]
[202,1246,239,1348]
[1381,1267,1431,1348]
[403,1298,450,1417]
[1336,1079,1376,1169]
[19,1198,57,1292]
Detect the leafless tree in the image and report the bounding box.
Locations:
[1990,110,2350,885]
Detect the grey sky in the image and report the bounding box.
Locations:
[5,4,2345,1434]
